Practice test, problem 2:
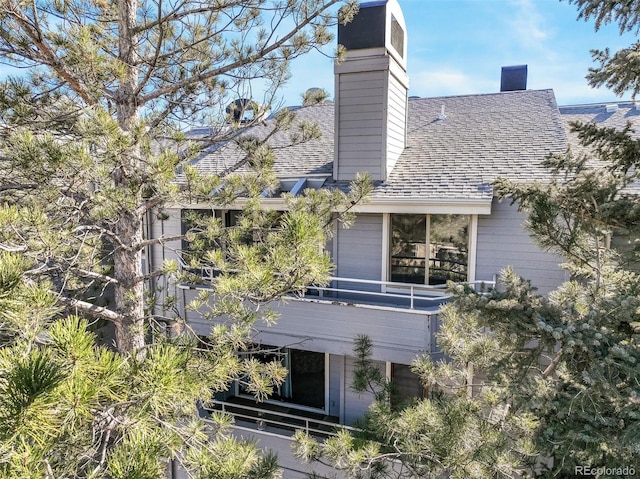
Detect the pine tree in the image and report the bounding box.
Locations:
[0,0,371,477]
[0,0,362,355]
[0,250,286,478]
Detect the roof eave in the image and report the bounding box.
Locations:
[360,197,492,214]
[168,196,493,214]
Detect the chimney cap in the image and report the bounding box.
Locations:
[338,0,406,67]
[500,65,528,92]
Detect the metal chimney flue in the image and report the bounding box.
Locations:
[500,65,527,92]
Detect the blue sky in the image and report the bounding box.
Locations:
[280,0,638,107]
[0,0,634,110]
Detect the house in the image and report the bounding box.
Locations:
[150,1,639,477]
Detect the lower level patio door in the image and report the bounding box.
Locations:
[237,346,328,413]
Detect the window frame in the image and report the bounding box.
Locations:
[235,346,330,414]
[383,213,477,292]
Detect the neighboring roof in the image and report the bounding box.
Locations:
[558,101,640,193]
[559,101,640,151]
[190,89,568,202]
[190,104,334,178]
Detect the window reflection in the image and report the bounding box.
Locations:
[390,214,469,285]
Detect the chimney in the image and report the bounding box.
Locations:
[334,0,409,181]
[500,65,528,92]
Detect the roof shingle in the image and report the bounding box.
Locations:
[191,89,570,201]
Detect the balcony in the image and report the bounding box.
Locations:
[204,398,346,438]
[178,251,492,312]
[199,399,352,479]
[304,277,450,311]
[178,255,494,363]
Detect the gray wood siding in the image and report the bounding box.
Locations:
[343,356,383,425]
[186,293,434,365]
[336,71,385,180]
[228,429,346,479]
[149,208,183,268]
[476,198,567,294]
[386,72,406,175]
[335,214,383,290]
[148,209,183,318]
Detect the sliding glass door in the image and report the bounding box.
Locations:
[390,214,469,285]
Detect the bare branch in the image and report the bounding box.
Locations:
[138,0,343,105]
[0,243,28,252]
[73,225,129,251]
[136,233,186,250]
[58,296,123,323]
[70,268,119,286]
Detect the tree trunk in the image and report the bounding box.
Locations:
[113,210,146,354]
[112,0,145,355]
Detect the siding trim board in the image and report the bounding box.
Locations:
[165,198,493,213]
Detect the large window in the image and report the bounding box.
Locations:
[390,214,469,285]
[239,345,326,410]
[180,209,255,263]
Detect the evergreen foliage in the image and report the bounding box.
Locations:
[0,0,370,477]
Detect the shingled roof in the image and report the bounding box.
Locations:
[191,88,569,202]
[559,101,640,149]
[558,101,640,193]
[373,89,567,200]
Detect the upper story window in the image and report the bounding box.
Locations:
[181,208,285,275]
[181,209,220,265]
[390,214,469,285]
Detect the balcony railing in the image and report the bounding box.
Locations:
[204,399,353,438]
[302,277,493,311]
[177,252,495,311]
[304,277,448,310]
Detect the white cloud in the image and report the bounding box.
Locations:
[409,69,496,98]
[534,74,625,105]
[507,0,549,41]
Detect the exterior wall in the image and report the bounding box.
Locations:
[386,71,407,175]
[147,208,184,322]
[336,70,386,180]
[185,295,435,365]
[334,50,408,182]
[328,354,343,418]
[335,213,383,291]
[343,355,383,425]
[475,198,567,294]
[170,429,345,479]
[230,428,345,479]
[148,207,183,266]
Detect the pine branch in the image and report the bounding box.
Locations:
[138,0,343,105]
[4,1,95,105]
[58,296,123,322]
